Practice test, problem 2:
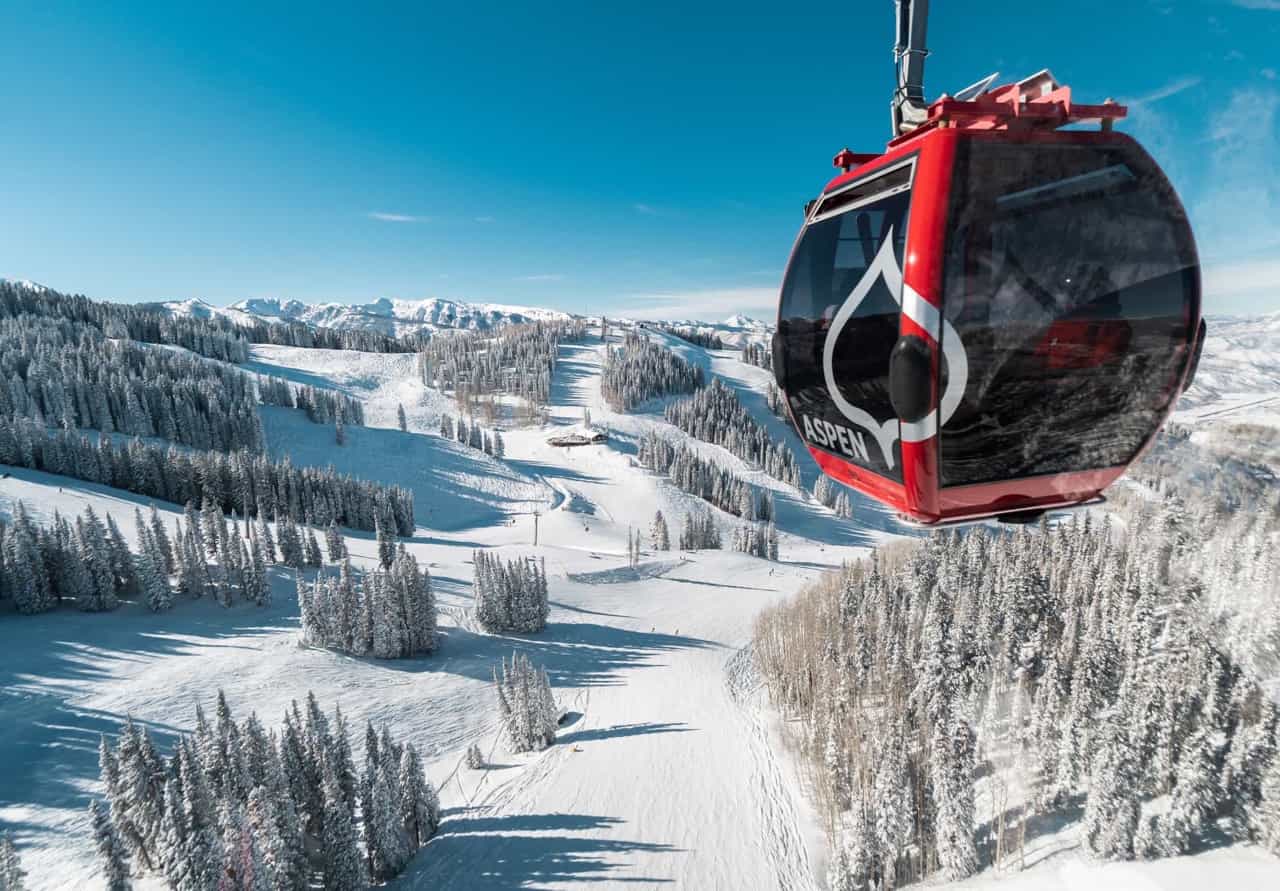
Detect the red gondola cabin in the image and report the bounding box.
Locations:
[773,72,1204,526]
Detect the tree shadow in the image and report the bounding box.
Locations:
[401,810,681,888]
[560,722,694,744]
[566,560,681,585]
[0,691,184,826]
[661,575,776,593]
[975,794,1086,871]
[399,622,721,688]
[502,458,609,486]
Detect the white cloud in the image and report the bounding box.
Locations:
[1202,256,1280,313]
[515,273,565,282]
[633,203,659,215]
[475,215,495,223]
[1121,75,1202,107]
[1262,68,1278,80]
[1232,1,1280,10]
[618,286,777,321]
[367,211,425,223]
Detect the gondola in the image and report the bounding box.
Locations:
[772,1,1204,526]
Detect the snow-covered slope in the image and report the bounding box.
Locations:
[0,328,869,889]
[152,296,574,336]
[1,310,1278,890]
[1176,311,1280,427]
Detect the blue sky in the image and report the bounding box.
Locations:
[1,1,1277,318]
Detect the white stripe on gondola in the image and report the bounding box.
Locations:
[822,228,970,457]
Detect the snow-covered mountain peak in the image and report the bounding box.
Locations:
[722,313,770,330]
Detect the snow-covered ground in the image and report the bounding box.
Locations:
[1,320,1277,889]
[1173,311,1280,429]
[0,328,863,888]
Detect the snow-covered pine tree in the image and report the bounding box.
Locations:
[368,760,411,881]
[1082,718,1141,860]
[321,762,364,891]
[1260,745,1280,856]
[376,515,395,569]
[397,403,408,432]
[465,743,485,770]
[89,799,132,891]
[138,539,173,612]
[651,510,670,551]
[325,519,344,562]
[494,653,558,753]
[147,505,173,574]
[304,526,323,568]
[248,531,270,607]
[0,832,26,891]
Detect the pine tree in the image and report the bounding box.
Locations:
[90,799,132,891]
[304,527,323,568]
[179,740,223,889]
[465,743,485,770]
[396,403,408,432]
[248,531,271,606]
[376,516,394,569]
[1261,746,1280,856]
[651,510,669,551]
[320,763,364,891]
[1082,719,1141,860]
[368,762,411,880]
[399,744,440,847]
[326,519,345,562]
[0,833,26,891]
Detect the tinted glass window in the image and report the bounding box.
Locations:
[939,140,1197,487]
[778,177,912,480]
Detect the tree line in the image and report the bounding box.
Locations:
[637,430,776,522]
[298,551,438,659]
[0,314,264,452]
[753,497,1280,890]
[678,507,723,550]
[439,414,505,457]
[601,332,704,412]
[0,308,367,457]
[813,474,854,519]
[0,499,277,617]
[0,280,251,363]
[0,418,414,534]
[257,376,364,426]
[231,315,426,354]
[91,690,439,889]
[732,520,779,560]
[655,324,725,350]
[664,378,803,488]
[741,341,772,370]
[1,279,426,365]
[418,320,586,423]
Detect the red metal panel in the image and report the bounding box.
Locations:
[897,128,958,524]
[936,467,1124,520]
[810,448,908,510]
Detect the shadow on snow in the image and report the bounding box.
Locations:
[399,810,680,888]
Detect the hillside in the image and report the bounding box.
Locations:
[0,296,1276,890]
